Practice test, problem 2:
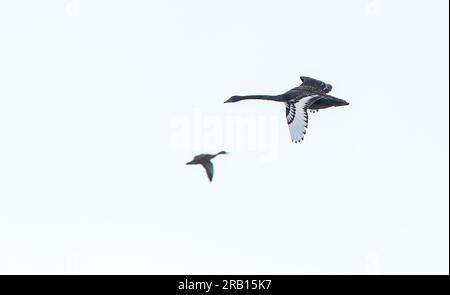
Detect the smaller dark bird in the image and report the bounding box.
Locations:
[186,151,228,182]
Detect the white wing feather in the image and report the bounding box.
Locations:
[285,95,319,143]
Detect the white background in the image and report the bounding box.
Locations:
[0,0,448,274]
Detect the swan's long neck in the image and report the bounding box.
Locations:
[233,95,282,101]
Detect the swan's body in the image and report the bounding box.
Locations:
[186,151,227,182]
[225,76,349,143]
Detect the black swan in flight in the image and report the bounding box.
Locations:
[186,151,227,182]
[224,76,349,143]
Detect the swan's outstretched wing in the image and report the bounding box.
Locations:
[300,76,333,94]
[201,161,214,182]
[285,95,321,143]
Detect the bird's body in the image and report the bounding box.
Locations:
[224,76,349,143]
[186,151,227,182]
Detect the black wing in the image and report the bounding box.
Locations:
[201,161,214,182]
[300,76,333,94]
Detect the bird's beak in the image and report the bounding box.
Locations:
[186,161,194,165]
[224,98,232,103]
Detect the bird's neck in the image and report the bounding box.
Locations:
[233,95,282,101]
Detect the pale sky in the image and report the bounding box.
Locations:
[0,0,448,274]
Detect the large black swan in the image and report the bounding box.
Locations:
[225,76,349,143]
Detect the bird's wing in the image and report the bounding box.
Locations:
[300,76,333,93]
[201,161,214,182]
[285,95,321,143]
